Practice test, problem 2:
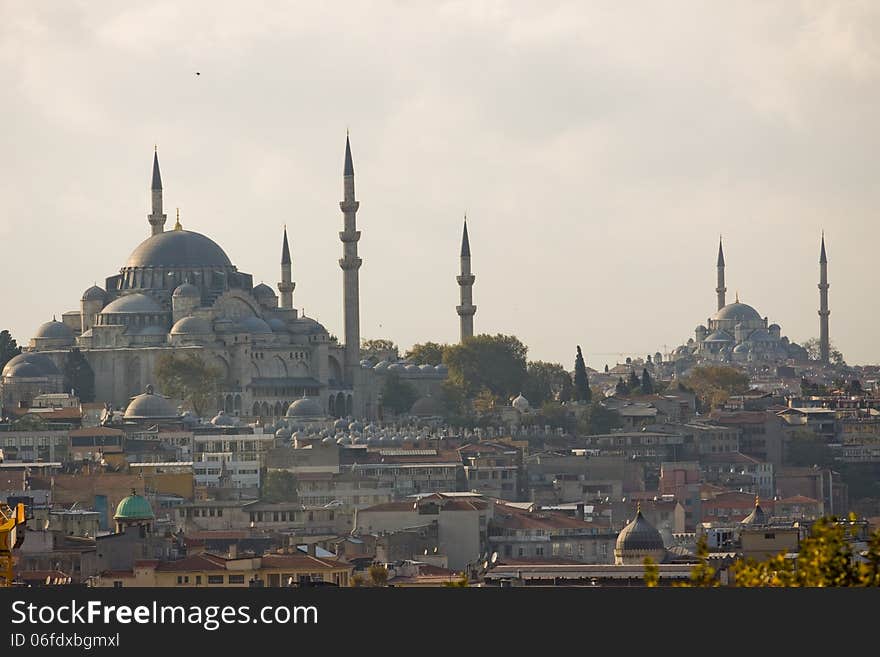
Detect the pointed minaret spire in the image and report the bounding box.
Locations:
[456,215,476,342]
[819,231,830,364]
[147,148,167,236]
[339,132,362,380]
[278,225,295,309]
[716,235,727,311]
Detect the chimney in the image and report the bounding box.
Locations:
[307,542,317,557]
[576,503,584,521]
[228,543,237,559]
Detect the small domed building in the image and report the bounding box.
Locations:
[614,505,668,565]
[113,489,154,534]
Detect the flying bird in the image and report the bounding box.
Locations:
[195,71,200,76]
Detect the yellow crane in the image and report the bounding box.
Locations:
[0,502,26,587]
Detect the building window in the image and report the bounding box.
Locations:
[228,575,245,584]
[207,575,224,584]
[196,576,202,585]
[113,581,123,588]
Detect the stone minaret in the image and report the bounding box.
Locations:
[716,236,726,311]
[148,148,166,236]
[339,134,362,376]
[819,232,830,364]
[278,226,295,309]
[456,218,476,341]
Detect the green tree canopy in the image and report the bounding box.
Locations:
[641,368,654,394]
[802,337,845,365]
[442,334,528,400]
[155,352,224,417]
[573,346,591,403]
[404,341,446,366]
[262,470,298,503]
[361,338,398,360]
[381,372,419,416]
[785,429,837,469]
[62,348,95,403]
[680,365,750,411]
[577,401,623,435]
[0,330,22,372]
[523,361,571,406]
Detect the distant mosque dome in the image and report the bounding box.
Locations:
[81,285,107,302]
[125,230,232,268]
[614,508,666,565]
[388,363,405,372]
[170,316,212,335]
[714,301,762,323]
[235,316,273,334]
[211,410,237,426]
[512,393,531,413]
[123,385,178,420]
[114,490,154,522]
[373,360,390,371]
[286,396,323,418]
[740,499,768,526]
[435,363,448,374]
[1,353,60,378]
[172,283,200,299]
[267,318,287,332]
[405,364,420,373]
[101,293,163,314]
[33,319,74,342]
[419,364,435,373]
[703,330,734,343]
[252,283,276,299]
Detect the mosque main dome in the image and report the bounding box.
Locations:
[713,301,762,323]
[125,230,233,268]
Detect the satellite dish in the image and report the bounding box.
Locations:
[491,552,498,564]
[424,549,428,555]
[43,519,50,531]
[482,561,489,570]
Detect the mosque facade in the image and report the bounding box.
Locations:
[1,138,451,421]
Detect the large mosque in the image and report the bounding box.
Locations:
[668,238,826,366]
[1,138,458,421]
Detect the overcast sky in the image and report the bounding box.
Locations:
[2,2,878,369]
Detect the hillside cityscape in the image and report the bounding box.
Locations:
[2,139,879,589]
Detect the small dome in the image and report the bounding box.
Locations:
[1,353,60,378]
[615,510,665,553]
[286,396,324,418]
[405,364,420,373]
[703,330,734,343]
[366,435,379,445]
[714,302,762,323]
[252,283,276,299]
[696,324,707,333]
[388,363,405,372]
[114,490,154,521]
[102,293,163,314]
[321,436,335,445]
[123,385,177,420]
[170,316,212,335]
[172,283,200,299]
[34,319,74,341]
[235,316,273,334]
[82,285,107,302]
[290,317,327,336]
[741,499,768,526]
[435,364,448,374]
[360,359,374,368]
[2,361,44,378]
[733,343,751,354]
[373,360,390,371]
[336,435,351,445]
[749,328,775,342]
[267,318,287,332]
[419,364,435,373]
[211,410,237,426]
[348,421,364,432]
[512,393,530,412]
[333,418,348,430]
[410,396,442,418]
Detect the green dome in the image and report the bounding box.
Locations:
[114,490,154,520]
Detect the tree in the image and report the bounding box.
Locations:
[442,334,528,400]
[643,556,659,587]
[262,470,298,503]
[361,338,398,360]
[155,352,224,417]
[472,388,499,415]
[523,361,571,406]
[0,330,21,372]
[62,348,95,402]
[803,337,846,365]
[641,368,654,395]
[785,429,836,469]
[680,365,749,411]
[381,373,419,415]
[678,534,718,587]
[404,342,445,366]
[577,401,622,435]
[628,370,641,391]
[443,572,470,587]
[615,377,630,396]
[538,401,575,432]
[558,376,573,403]
[573,346,591,403]
[368,563,389,587]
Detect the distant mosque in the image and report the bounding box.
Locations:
[669,236,831,366]
[1,137,478,421]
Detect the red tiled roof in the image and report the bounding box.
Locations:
[153,554,229,572]
[492,504,610,531]
[776,495,819,505]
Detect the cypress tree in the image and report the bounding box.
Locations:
[641,368,654,394]
[573,345,591,403]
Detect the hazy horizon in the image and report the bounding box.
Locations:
[2,2,878,370]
